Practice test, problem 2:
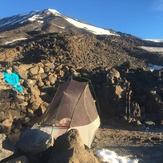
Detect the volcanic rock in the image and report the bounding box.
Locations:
[47,129,99,163]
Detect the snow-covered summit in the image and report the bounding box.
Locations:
[0,8,118,36]
[46,8,61,16]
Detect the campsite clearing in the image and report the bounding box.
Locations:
[91,119,163,163]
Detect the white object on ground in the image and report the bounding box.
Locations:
[96,149,139,163]
[147,64,163,72]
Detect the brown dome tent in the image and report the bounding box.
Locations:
[32,78,100,148]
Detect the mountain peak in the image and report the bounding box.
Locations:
[46,8,61,16]
[0,8,118,36]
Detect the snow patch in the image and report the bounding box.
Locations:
[28,15,43,22]
[144,39,163,43]
[147,64,163,72]
[96,149,139,163]
[47,9,61,16]
[0,11,38,28]
[64,17,118,36]
[5,38,27,45]
[37,20,44,23]
[139,46,163,52]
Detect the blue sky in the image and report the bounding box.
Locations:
[0,0,163,39]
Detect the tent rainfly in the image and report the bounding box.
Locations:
[32,78,100,148]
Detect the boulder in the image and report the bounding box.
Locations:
[0,72,4,79]
[106,68,120,85]
[97,85,122,118]
[38,67,44,74]
[29,85,40,97]
[0,134,15,161]
[30,96,43,111]
[48,74,57,85]
[0,83,8,90]
[1,118,13,134]
[47,129,99,163]
[45,62,55,69]
[37,75,44,87]
[16,129,53,155]
[13,64,30,80]
[26,79,36,88]
[0,111,13,134]
[29,66,39,76]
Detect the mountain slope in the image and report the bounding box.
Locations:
[0,8,163,69]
